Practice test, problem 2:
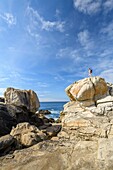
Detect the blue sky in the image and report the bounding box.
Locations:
[0,0,113,101]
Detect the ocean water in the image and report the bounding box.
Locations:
[40,102,67,119]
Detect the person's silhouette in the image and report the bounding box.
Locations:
[88,68,92,77]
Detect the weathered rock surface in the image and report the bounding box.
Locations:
[1,77,113,170]
[10,122,47,148]
[0,134,15,156]
[4,87,40,113]
[0,103,17,136]
[1,139,113,170]
[0,103,43,137]
[61,76,113,141]
[0,87,43,137]
[66,76,107,102]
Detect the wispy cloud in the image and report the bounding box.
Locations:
[73,0,101,15]
[99,69,113,83]
[103,0,113,12]
[56,47,83,63]
[78,30,94,50]
[55,9,61,18]
[0,77,9,83]
[100,21,113,38]
[36,82,49,88]
[26,6,65,32]
[0,12,16,26]
[54,74,65,81]
[73,0,113,15]
[26,25,41,45]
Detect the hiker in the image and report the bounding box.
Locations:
[88,68,92,77]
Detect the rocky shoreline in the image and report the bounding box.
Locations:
[0,87,61,157]
[1,77,113,169]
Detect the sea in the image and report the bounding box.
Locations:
[40,102,67,120]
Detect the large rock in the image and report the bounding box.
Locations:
[4,87,40,113]
[10,122,47,148]
[66,76,107,102]
[60,76,113,141]
[1,77,113,170]
[0,103,17,136]
[0,134,15,156]
[1,139,113,170]
[0,103,43,137]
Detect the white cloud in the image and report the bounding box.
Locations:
[0,77,9,82]
[0,13,16,26]
[55,9,61,18]
[103,0,113,11]
[27,25,41,44]
[78,30,94,53]
[54,74,65,81]
[56,47,83,63]
[26,6,65,32]
[73,0,113,15]
[36,82,49,88]
[73,0,101,15]
[100,48,113,57]
[100,21,113,38]
[99,69,113,83]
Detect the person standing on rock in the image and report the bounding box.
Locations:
[88,68,92,77]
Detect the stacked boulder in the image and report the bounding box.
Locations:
[59,76,113,141]
[0,87,61,156]
[0,87,42,137]
[4,87,40,113]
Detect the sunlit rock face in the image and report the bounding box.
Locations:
[65,76,107,102]
[61,76,113,141]
[4,87,40,113]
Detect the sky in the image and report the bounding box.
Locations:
[0,0,113,101]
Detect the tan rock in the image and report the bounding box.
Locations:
[97,95,113,104]
[10,122,46,147]
[70,78,95,101]
[65,76,107,101]
[4,87,40,112]
[63,117,91,127]
[91,76,108,100]
[21,132,42,147]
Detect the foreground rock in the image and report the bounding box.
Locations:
[0,103,43,137]
[0,103,17,136]
[2,77,113,169]
[0,135,16,156]
[10,122,47,148]
[1,139,113,170]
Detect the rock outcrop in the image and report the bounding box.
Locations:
[0,134,16,156]
[0,87,61,158]
[66,76,107,104]
[10,122,47,148]
[1,77,113,170]
[4,87,40,112]
[0,88,43,137]
[60,76,113,142]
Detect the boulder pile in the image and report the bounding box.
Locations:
[1,77,113,170]
[0,87,61,156]
[59,77,113,141]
